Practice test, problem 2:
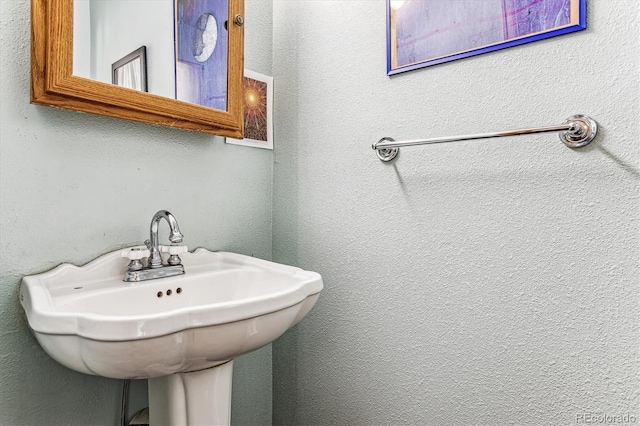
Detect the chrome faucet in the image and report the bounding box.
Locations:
[122,210,187,282]
[146,210,184,268]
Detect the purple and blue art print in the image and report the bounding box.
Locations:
[175,0,229,110]
[387,0,586,75]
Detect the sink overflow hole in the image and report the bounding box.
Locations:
[166,289,172,296]
[157,291,163,298]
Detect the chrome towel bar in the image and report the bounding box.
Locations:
[372,114,597,162]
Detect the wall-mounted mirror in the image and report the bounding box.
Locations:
[31,0,245,138]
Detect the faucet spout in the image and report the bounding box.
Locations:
[147,210,183,268]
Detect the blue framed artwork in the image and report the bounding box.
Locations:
[387,0,587,75]
[175,0,229,110]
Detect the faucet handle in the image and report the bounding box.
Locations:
[160,245,188,255]
[121,248,150,273]
[121,248,150,260]
[160,245,187,267]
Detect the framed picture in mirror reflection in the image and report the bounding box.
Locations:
[174,0,229,111]
[111,46,148,92]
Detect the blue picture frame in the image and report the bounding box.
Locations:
[387,0,587,75]
[175,0,229,110]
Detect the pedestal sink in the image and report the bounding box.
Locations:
[20,248,323,425]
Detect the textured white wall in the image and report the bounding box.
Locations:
[0,0,273,425]
[272,1,639,425]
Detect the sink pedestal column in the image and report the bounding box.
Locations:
[148,360,234,426]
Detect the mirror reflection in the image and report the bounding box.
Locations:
[111,46,148,92]
[73,0,229,111]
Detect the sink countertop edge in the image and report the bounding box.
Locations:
[21,248,323,341]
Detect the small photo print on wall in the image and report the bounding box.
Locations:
[226,70,273,150]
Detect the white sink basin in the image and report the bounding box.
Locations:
[20,248,323,379]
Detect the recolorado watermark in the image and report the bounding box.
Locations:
[576,412,637,424]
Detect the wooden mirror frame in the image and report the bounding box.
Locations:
[31,0,245,138]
